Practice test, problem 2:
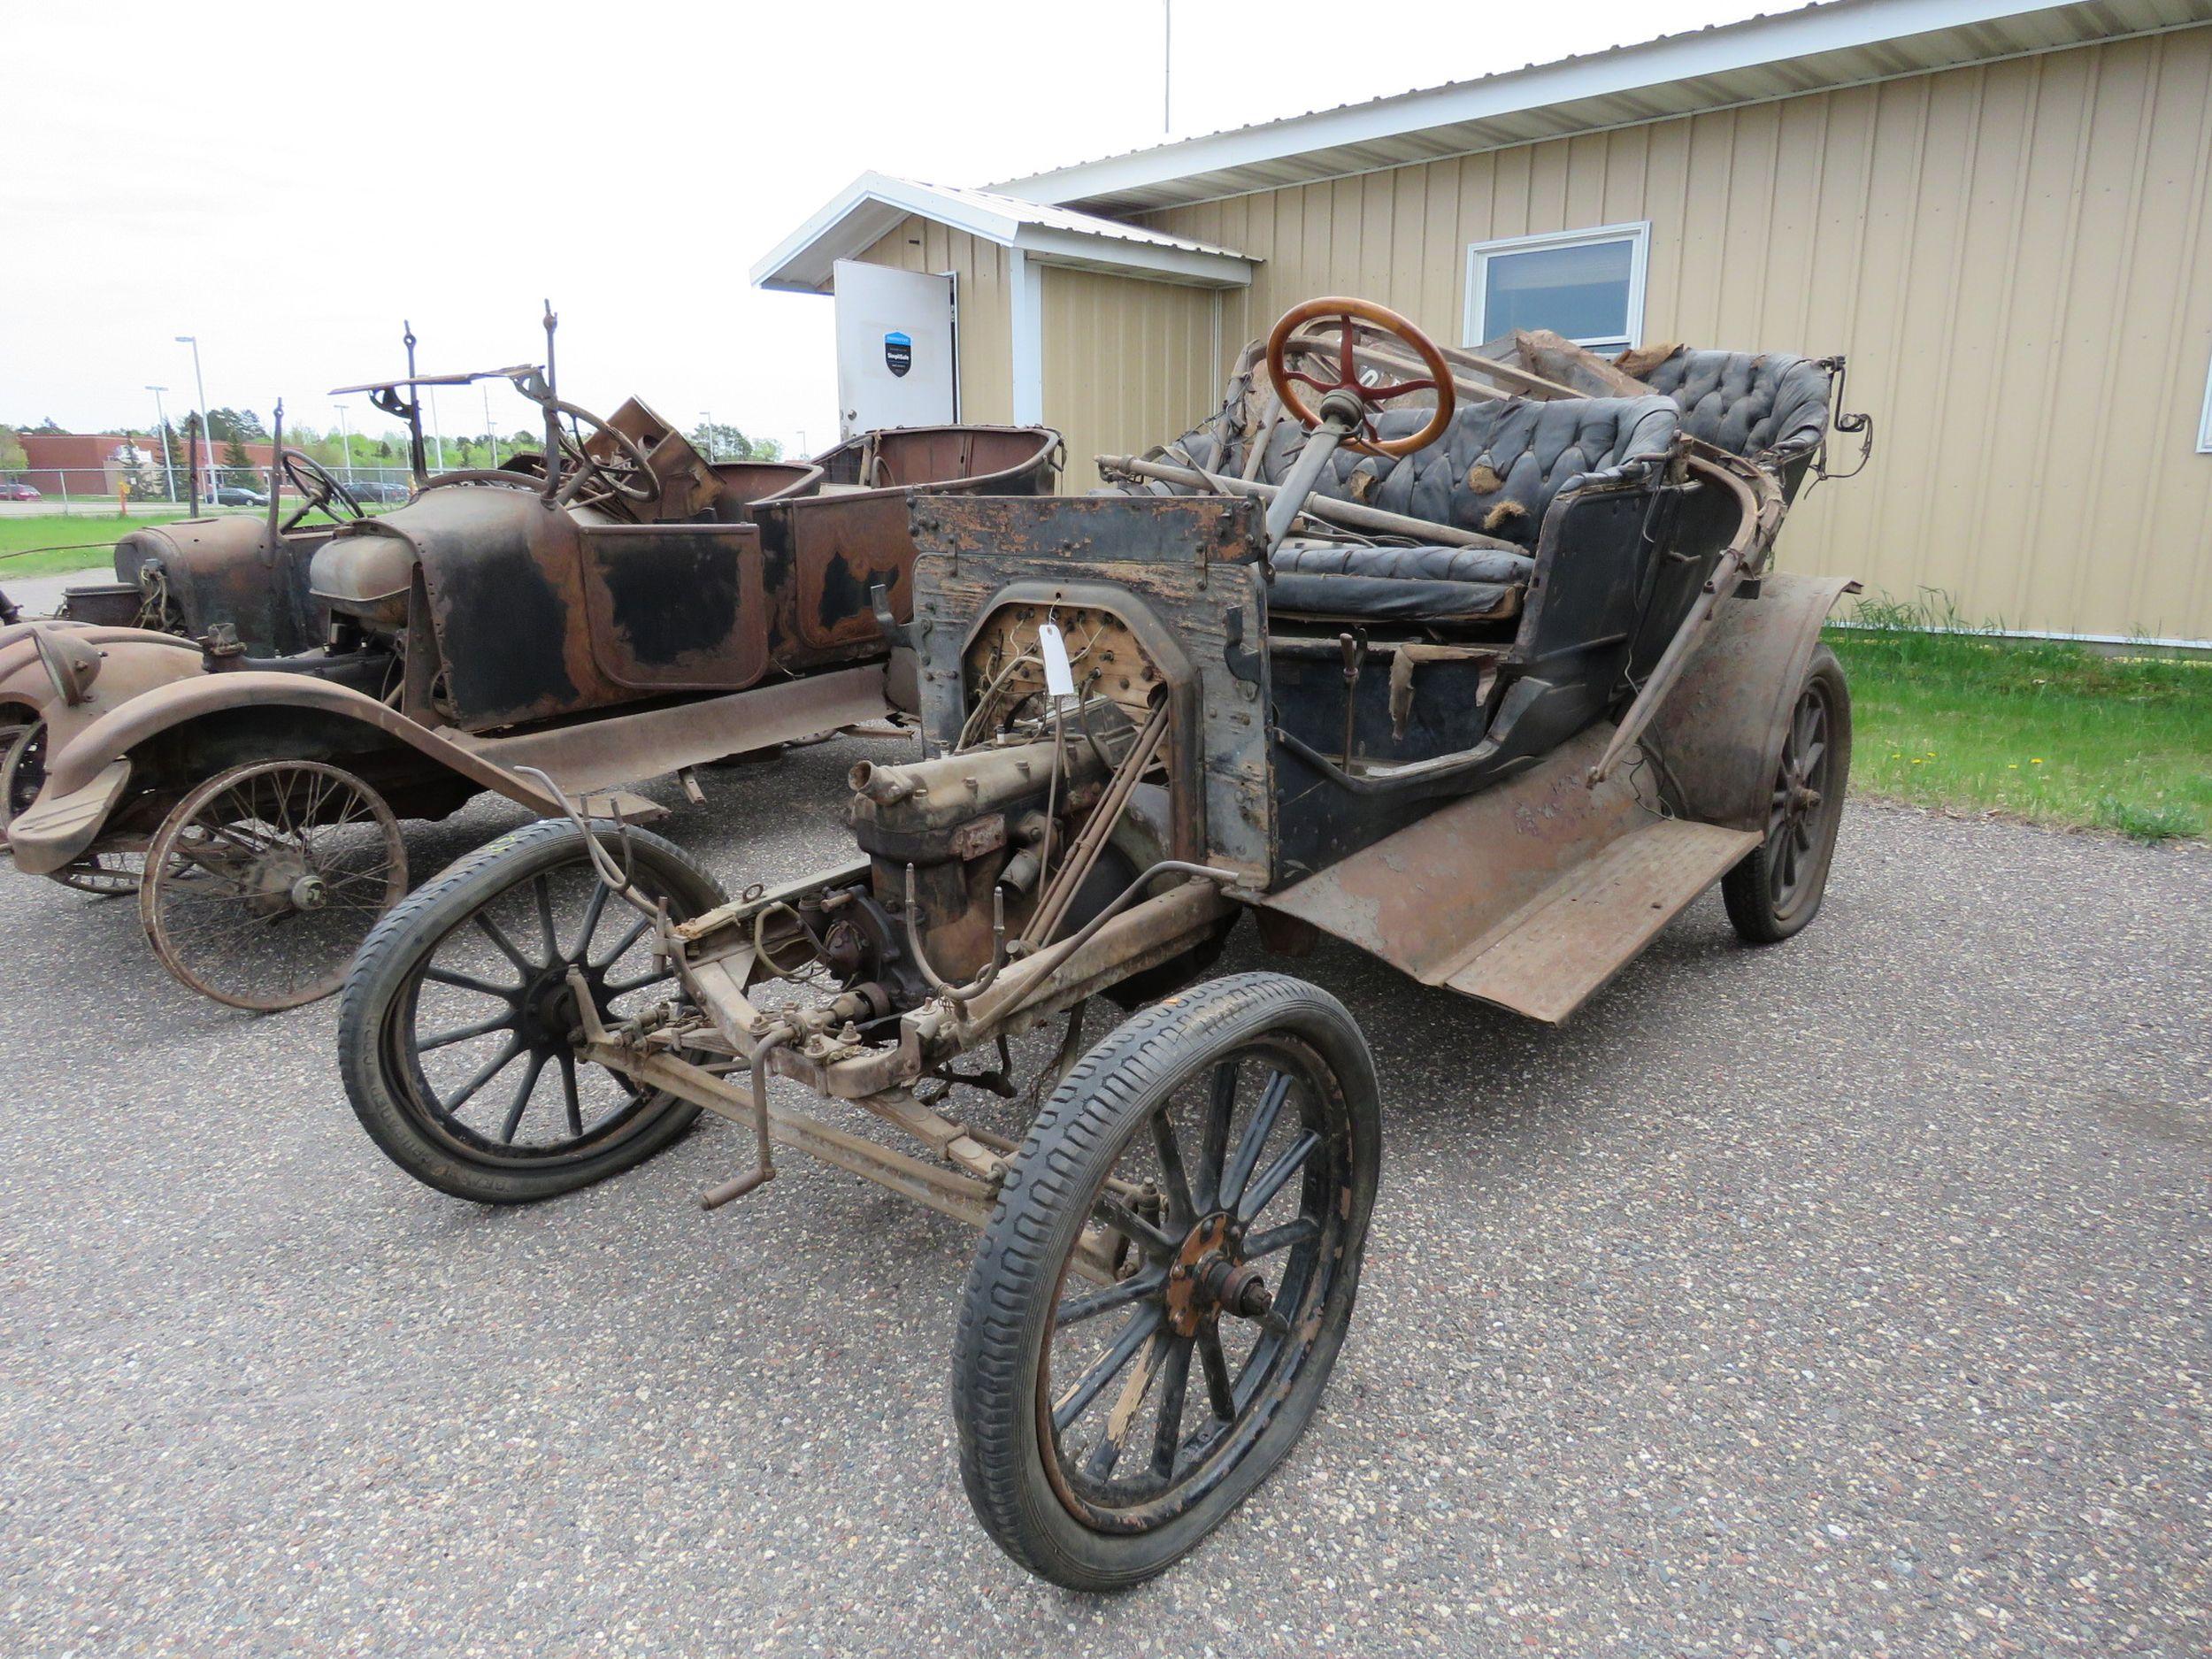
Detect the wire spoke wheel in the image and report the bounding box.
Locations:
[141,760,406,1010]
[336,818,726,1203]
[2,719,48,833]
[1722,644,1851,944]
[954,973,1379,1589]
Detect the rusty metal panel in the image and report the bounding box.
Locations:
[1442,818,1759,1022]
[458,664,889,795]
[774,426,1061,657]
[909,495,1273,887]
[576,523,769,693]
[1646,571,1856,833]
[1259,724,1649,981]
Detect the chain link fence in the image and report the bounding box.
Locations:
[1,464,424,512]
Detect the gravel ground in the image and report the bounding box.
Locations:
[0,743,2204,1659]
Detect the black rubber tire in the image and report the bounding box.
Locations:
[336,818,726,1203]
[952,972,1379,1590]
[1722,644,1851,944]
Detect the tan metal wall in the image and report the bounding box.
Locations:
[858,216,1015,426]
[1040,267,1220,492]
[1141,27,2212,642]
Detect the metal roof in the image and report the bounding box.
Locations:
[751,173,1254,294]
[995,0,2212,215]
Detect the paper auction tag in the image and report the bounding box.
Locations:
[1038,621,1077,700]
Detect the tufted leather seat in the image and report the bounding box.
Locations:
[1109,392,1678,624]
[1637,349,1829,461]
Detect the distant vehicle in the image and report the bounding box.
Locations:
[0,481,42,502]
[211,485,267,507]
[342,478,411,503]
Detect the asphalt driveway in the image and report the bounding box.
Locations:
[0,741,2203,1658]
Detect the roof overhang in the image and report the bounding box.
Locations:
[751,171,1254,294]
[995,0,2210,214]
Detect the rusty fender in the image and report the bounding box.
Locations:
[0,625,205,734]
[1645,569,1860,832]
[35,670,561,812]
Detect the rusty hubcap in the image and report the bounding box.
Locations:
[1164,1212,1271,1337]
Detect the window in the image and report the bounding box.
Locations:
[2200,350,2212,455]
[1463,222,1650,355]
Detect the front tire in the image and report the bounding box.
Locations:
[1723,645,1850,943]
[952,972,1379,1589]
[336,818,726,1203]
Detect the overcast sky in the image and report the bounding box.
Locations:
[3,0,1769,454]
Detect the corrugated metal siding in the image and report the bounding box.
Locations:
[1040,269,1220,491]
[1143,29,2212,641]
[857,216,1014,424]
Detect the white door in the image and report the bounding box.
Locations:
[833,259,956,438]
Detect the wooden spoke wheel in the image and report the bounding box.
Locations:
[335,818,727,1203]
[953,972,1380,1590]
[141,760,407,1010]
[1723,644,1852,943]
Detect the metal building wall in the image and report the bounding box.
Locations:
[858,216,1015,425]
[1039,267,1220,492]
[1141,28,2212,642]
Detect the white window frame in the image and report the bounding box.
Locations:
[1463,220,1651,353]
[2198,349,2212,454]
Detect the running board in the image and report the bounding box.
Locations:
[1440,819,1758,1022]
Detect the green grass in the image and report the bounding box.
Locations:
[0,509,227,579]
[1827,596,2211,842]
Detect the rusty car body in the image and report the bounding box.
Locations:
[1,334,1058,1009]
[335,297,1867,1585]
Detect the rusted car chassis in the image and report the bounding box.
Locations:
[339,296,1866,1586]
[2,332,1057,1009]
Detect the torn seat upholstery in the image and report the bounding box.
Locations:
[1105,392,1679,626]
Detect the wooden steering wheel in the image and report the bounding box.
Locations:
[1265,297,1455,457]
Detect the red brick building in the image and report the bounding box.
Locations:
[13,432,278,497]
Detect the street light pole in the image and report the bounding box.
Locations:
[175,334,210,497]
[334,404,353,484]
[146,385,176,502]
[698,410,715,461]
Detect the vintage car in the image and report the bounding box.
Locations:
[334,297,1866,1586]
[0,347,1057,1010]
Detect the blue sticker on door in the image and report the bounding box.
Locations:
[883,332,912,377]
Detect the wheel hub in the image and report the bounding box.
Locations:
[519,964,599,1048]
[288,872,328,911]
[1164,1212,1270,1336]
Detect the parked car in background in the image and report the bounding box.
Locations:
[211,485,268,507]
[342,478,411,503]
[0,481,43,502]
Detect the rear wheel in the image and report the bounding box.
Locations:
[3,722,142,895]
[1722,645,1850,943]
[953,972,1379,1589]
[336,818,726,1203]
[141,760,406,1010]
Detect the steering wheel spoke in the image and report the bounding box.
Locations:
[1266,298,1456,458]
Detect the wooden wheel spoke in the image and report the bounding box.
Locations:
[1082,1331,1165,1483]
[1092,1194,1180,1264]
[1195,1325,1236,1423]
[1150,1108,1195,1225]
[591,913,653,970]
[1235,1129,1321,1223]
[531,875,560,963]
[1052,1303,1164,1433]
[568,879,611,963]
[498,1050,551,1143]
[603,964,674,999]
[418,1010,516,1051]
[439,1036,525,1118]
[1055,1268,1165,1328]
[425,964,519,999]
[1148,1336,1194,1480]
[1196,1060,1237,1211]
[559,1050,585,1137]
[1243,1215,1320,1259]
[472,911,540,976]
[1218,1070,1290,1212]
